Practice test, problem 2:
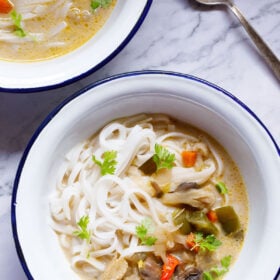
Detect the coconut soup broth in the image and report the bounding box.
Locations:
[51,114,249,280]
[0,0,116,61]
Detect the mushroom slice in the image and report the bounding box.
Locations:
[138,255,162,280]
[161,186,215,209]
[176,182,200,191]
[174,265,202,280]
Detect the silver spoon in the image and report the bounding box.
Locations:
[194,0,280,81]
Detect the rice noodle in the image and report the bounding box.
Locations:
[0,0,71,43]
[50,114,226,278]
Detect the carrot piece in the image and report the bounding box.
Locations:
[160,254,180,280]
[207,210,218,223]
[186,232,199,253]
[181,150,197,167]
[0,0,13,14]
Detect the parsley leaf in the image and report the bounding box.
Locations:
[10,10,27,38]
[73,215,91,243]
[153,143,175,171]
[194,233,222,252]
[136,218,157,246]
[91,0,113,10]
[92,150,117,176]
[215,182,228,195]
[203,255,232,280]
[221,255,231,268]
[203,272,214,280]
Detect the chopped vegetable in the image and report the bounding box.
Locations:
[181,150,197,167]
[153,143,176,171]
[188,211,218,235]
[161,254,180,280]
[0,0,13,14]
[139,157,157,175]
[10,10,26,37]
[73,215,91,243]
[173,209,218,235]
[215,206,240,234]
[92,150,117,176]
[172,209,192,235]
[203,255,232,279]
[136,218,157,246]
[91,0,113,10]
[215,181,228,195]
[186,232,199,253]
[186,232,221,253]
[206,210,218,223]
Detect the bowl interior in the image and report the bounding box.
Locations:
[13,73,280,279]
[0,0,151,91]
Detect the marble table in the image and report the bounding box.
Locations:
[0,0,279,279]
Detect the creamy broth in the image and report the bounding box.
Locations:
[50,114,248,280]
[0,0,116,61]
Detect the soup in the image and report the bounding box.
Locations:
[0,0,116,61]
[50,114,248,280]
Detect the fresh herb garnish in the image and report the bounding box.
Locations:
[153,143,175,171]
[215,181,228,195]
[10,10,26,37]
[193,233,222,252]
[136,218,157,246]
[73,215,91,243]
[203,255,232,280]
[91,0,113,10]
[92,150,117,176]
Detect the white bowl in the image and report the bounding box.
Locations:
[0,1,152,92]
[12,71,280,279]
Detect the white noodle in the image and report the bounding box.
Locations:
[50,114,225,277]
[0,0,72,44]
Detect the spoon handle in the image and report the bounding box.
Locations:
[228,2,280,81]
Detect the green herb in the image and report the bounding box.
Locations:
[91,0,113,10]
[153,143,175,171]
[136,218,157,246]
[203,255,232,280]
[10,10,26,37]
[203,272,214,280]
[215,182,228,195]
[73,215,91,243]
[92,150,117,176]
[194,233,222,252]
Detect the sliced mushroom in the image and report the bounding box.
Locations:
[176,182,200,192]
[174,265,202,280]
[138,255,162,280]
[100,257,128,280]
[139,157,157,175]
[150,181,164,198]
[161,187,215,209]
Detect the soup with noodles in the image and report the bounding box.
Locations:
[0,0,116,61]
[50,114,248,280]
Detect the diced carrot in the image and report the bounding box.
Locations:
[181,150,197,167]
[186,232,199,253]
[160,254,180,280]
[0,0,13,14]
[207,210,218,223]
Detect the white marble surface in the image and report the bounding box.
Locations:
[0,0,279,279]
